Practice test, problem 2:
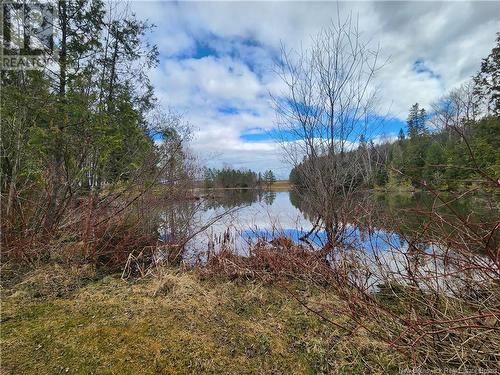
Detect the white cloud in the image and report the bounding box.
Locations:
[131,1,499,178]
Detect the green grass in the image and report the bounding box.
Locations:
[1,265,400,374]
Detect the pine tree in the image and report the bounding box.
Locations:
[398,128,405,143]
[263,170,276,189]
[407,103,420,138]
[474,33,500,115]
[407,103,427,138]
[417,108,427,135]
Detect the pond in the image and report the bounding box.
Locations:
[157,189,495,263]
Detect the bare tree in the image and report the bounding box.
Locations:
[431,82,480,139]
[272,15,383,256]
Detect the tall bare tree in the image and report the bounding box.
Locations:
[273,15,383,255]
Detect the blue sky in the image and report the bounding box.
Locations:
[132,1,499,179]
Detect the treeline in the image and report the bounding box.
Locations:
[376,112,498,190]
[291,108,499,191]
[290,35,499,192]
[203,167,276,189]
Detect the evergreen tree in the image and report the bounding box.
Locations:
[1,1,160,229]
[407,103,427,138]
[417,108,428,135]
[202,167,260,188]
[474,33,500,115]
[398,128,405,143]
[263,170,276,189]
[423,143,446,187]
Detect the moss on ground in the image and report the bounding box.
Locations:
[1,265,400,374]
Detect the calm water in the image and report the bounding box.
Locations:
[155,189,496,263]
[161,190,401,261]
[151,188,498,295]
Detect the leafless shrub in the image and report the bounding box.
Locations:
[199,236,334,284]
[300,131,498,369]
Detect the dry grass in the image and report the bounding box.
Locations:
[200,239,333,284]
[1,264,400,374]
[270,180,292,191]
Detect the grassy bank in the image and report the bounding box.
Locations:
[271,180,292,191]
[1,264,398,374]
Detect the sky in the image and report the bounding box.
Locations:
[131,1,499,179]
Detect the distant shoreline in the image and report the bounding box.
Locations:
[192,180,292,192]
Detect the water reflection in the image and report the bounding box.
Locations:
[179,190,406,260]
[150,189,496,309]
[155,189,494,263]
[203,189,275,209]
[191,190,308,257]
